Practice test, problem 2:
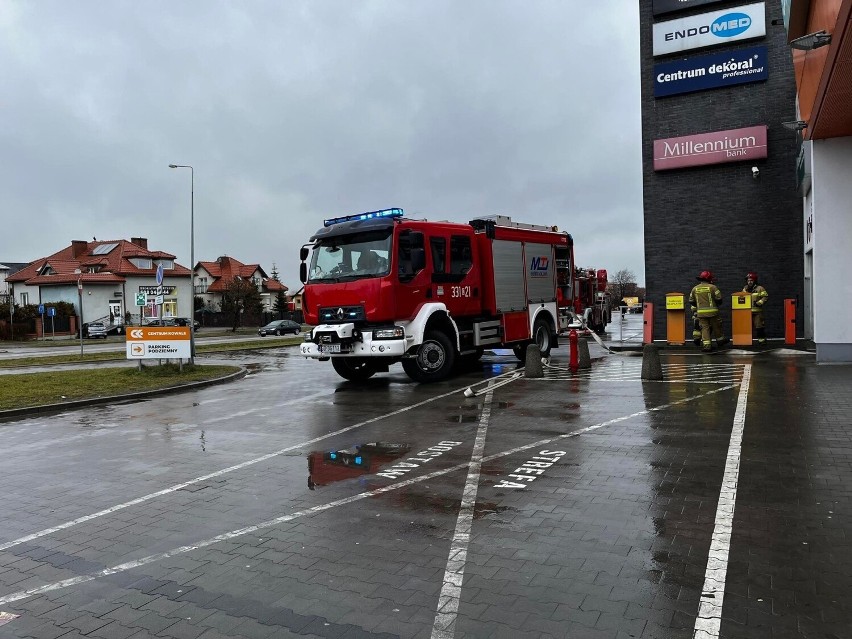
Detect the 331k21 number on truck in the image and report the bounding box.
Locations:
[298,208,608,383]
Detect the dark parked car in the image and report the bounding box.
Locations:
[174,317,201,330]
[143,318,179,327]
[258,319,301,337]
[86,322,108,339]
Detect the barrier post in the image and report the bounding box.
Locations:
[665,293,686,345]
[784,298,797,345]
[642,302,654,345]
[569,329,579,373]
[731,291,753,346]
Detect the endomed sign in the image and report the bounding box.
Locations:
[654,46,768,97]
[126,326,191,359]
[653,125,767,171]
[653,2,766,56]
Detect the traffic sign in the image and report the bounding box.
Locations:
[135,293,146,306]
[47,307,56,317]
[38,304,45,315]
[155,295,164,305]
[156,263,164,285]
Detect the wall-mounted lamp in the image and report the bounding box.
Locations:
[789,30,831,50]
[751,166,760,179]
[782,120,808,132]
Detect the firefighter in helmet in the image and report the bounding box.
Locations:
[744,271,768,344]
[692,270,717,346]
[689,270,728,352]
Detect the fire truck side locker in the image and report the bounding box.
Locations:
[491,239,529,342]
[731,291,753,346]
[665,293,686,345]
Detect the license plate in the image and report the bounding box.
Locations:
[318,343,342,353]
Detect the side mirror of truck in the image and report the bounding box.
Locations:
[299,262,307,284]
[300,246,309,261]
[411,248,425,272]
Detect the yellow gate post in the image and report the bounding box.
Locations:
[665,292,686,345]
[731,291,753,346]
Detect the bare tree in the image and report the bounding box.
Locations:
[220,277,263,332]
[609,269,638,304]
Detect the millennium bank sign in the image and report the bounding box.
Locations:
[654,125,768,171]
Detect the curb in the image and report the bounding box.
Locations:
[0,367,248,422]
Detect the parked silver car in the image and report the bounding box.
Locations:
[86,322,108,339]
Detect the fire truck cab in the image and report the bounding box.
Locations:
[299,208,577,383]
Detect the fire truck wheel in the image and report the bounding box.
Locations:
[533,318,553,358]
[331,358,377,381]
[402,330,456,382]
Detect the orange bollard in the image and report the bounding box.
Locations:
[569,329,579,373]
[785,299,797,345]
[643,302,654,344]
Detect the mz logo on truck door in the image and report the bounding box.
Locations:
[529,256,550,278]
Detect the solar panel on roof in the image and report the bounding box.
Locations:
[92,242,118,255]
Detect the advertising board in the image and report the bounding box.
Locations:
[654,46,768,97]
[653,125,768,171]
[126,326,191,359]
[653,3,766,56]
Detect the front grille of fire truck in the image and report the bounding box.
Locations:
[318,305,366,324]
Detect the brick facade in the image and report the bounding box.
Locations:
[640,1,804,340]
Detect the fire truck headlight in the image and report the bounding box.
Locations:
[373,327,404,340]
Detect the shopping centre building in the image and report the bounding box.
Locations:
[640,0,852,362]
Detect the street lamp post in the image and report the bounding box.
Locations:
[74,270,84,356]
[168,164,196,365]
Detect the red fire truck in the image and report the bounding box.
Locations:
[567,267,611,334]
[298,208,589,382]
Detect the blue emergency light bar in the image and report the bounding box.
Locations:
[323,207,404,227]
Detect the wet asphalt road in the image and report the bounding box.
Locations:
[1,327,851,639]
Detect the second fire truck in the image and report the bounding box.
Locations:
[298,208,605,382]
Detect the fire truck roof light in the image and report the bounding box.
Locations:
[323,207,404,227]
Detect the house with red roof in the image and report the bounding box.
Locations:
[7,237,192,328]
[194,256,288,312]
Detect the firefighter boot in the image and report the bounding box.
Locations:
[756,327,767,345]
[702,340,712,353]
[692,318,701,347]
[717,337,730,348]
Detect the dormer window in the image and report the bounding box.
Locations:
[131,258,153,269]
[88,266,101,273]
[159,259,174,270]
[38,264,56,276]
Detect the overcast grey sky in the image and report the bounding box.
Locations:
[1,1,644,289]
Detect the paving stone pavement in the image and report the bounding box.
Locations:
[0,345,850,638]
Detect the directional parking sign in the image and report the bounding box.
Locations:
[126,326,191,359]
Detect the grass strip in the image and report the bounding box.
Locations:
[0,364,241,411]
[0,337,300,368]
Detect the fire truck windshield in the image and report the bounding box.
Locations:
[308,230,392,282]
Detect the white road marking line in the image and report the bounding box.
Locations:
[432,384,494,639]
[0,383,737,606]
[693,364,751,639]
[0,374,516,553]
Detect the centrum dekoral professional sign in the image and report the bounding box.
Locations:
[126,326,191,359]
[654,0,726,16]
[653,3,766,56]
[654,125,767,171]
[654,45,768,97]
